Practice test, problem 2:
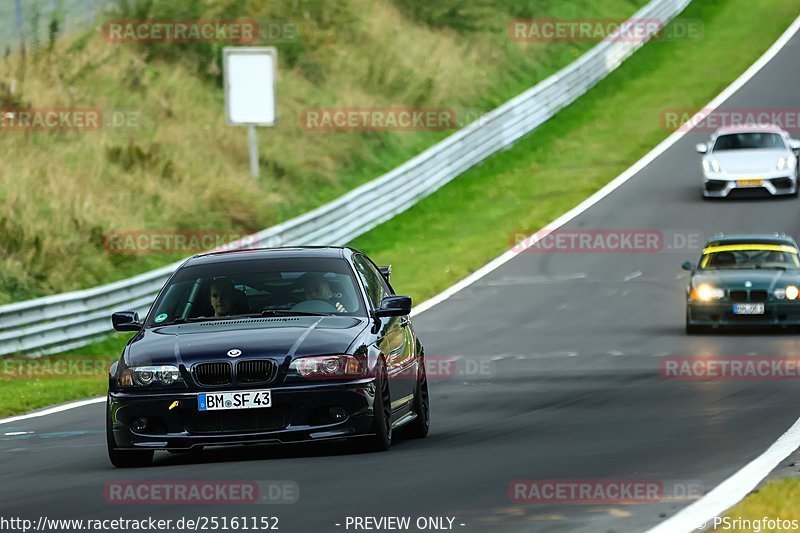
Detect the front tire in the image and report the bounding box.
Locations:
[403,361,429,439]
[364,360,392,452]
[107,400,153,468]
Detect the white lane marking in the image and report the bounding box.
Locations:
[4,431,32,436]
[412,13,800,321]
[0,26,796,533]
[484,273,588,286]
[647,14,800,533]
[0,397,105,426]
[623,271,642,282]
[648,415,800,533]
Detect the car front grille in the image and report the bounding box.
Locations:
[180,405,294,434]
[729,290,747,303]
[729,289,768,303]
[750,290,768,302]
[771,177,794,189]
[237,360,277,384]
[192,362,232,386]
[705,181,727,192]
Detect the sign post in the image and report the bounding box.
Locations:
[223,47,278,180]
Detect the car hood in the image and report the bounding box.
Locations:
[125,315,369,366]
[710,149,790,173]
[692,269,800,291]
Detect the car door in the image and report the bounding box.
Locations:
[352,254,416,409]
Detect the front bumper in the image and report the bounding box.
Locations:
[687,300,800,327]
[109,379,376,450]
[703,172,797,197]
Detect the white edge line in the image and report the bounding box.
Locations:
[0,27,798,533]
[413,13,800,319]
[414,11,800,533]
[646,13,800,533]
[0,397,105,426]
[648,414,800,532]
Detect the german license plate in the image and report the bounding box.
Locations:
[733,303,765,315]
[737,178,763,187]
[198,390,271,411]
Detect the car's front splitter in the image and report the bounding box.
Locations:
[109,379,376,450]
[703,173,797,197]
[687,301,800,327]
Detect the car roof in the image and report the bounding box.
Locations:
[714,123,786,135]
[185,246,358,266]
[705,234,798,248]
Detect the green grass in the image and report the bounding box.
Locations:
[0,0,646,304]
[0,334,130,418]
[720,478,800,532]
[351,0,800,301]
[2,0,798,418]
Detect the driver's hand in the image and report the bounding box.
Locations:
[335,301,347,313]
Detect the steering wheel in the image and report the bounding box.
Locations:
[290,299,337,313]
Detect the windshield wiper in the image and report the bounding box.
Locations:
[151,310,332,327]
[258,310,330,317]
[149,317,219,327]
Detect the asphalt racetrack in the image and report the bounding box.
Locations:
[3,24,800,533]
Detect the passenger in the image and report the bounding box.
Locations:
[302,273,347,313]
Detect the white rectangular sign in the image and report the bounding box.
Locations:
[223,47,277,126]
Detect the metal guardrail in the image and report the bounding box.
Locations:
[0,0,112,50]
[0,0,692,357]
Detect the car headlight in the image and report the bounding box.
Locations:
[774,286,798,300]
[120,365,182,387]
[778,156,797,171]
[703,159,721,173]
[289,355,366,379]
[690,284,725,301]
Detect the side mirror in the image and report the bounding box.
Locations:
[695,143,708,154]
[681,261,694,271]
[378,265,392,282]
[112,310,142,331]
[374,295,411,318]
[789,138,800,153]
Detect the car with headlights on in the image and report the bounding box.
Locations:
[106,247,429,467]
[696,124,800,198]
[682,234,800,333]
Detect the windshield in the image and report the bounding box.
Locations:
[712,132,786,151]
[145,257,366,326]
[699,246,800,270]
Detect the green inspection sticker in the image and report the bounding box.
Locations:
[154,313,168,323]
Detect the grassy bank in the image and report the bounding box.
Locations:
[719,478,800,532]
[0,0,646,304]
[352,0,800,301]
[2,0,799,417]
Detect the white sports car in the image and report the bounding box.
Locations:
[696,124,800,198]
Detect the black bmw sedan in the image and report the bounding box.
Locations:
[106,247,429,467]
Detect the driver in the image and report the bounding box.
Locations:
[209,278,248,317]
[302,273,347,313]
